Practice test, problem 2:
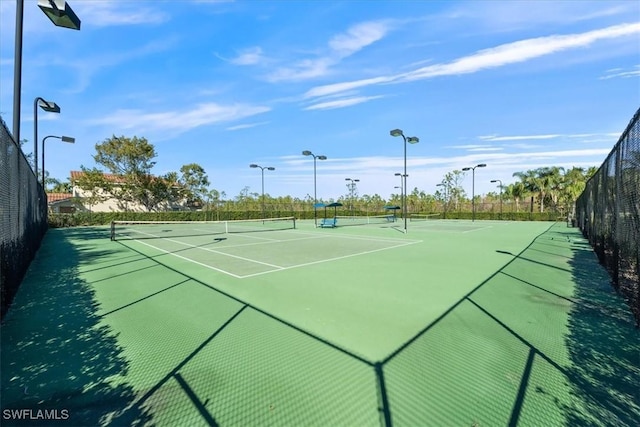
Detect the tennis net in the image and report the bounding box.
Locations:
[334,214,397,227]
[110,216,296,241]
[410,213,442,221]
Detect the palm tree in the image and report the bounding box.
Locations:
[560,167,588,218]
[505,182,527,212]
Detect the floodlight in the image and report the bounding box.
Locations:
[38,0,81,30]
[38,99,60,113]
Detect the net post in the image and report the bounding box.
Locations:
[110,220,115,241]
[293,216,296,229]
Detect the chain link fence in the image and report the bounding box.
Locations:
[0,116,48,319]
[576,107,640,326]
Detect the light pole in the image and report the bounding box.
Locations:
[490,179,503,220]
[249,164,275,219]
[13,0,80,147]
[437,182,448,218]
[42,135,74,187]
[462,163,487,222]
[34,97,60,178]
[302,150,327,227]
[394,172,406,195]
[345,178,359,216]
[390,129,419,233]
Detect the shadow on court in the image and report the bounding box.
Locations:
[0,228,151,426]
[1,223,638,426]
[562,237,640,426]
[382,224,639,426]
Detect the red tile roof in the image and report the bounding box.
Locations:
[46,193,73,203]
[70,170,126,183]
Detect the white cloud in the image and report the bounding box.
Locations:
[230,47,266,65]
[449,144,500,149]
[480,134,561,141]
[267,58,334,82]
[600,64,640,79]
[480,132,618,142]
[304,76,395,98]
[468,147,504,152]
[304,22,640,98]
[226,121,270,131]
[402,22,640,82]
[74,1,170,27]
[267,20,390,82]
[328,21,389,57]
[304,95,385,110]
[91,103,270,133]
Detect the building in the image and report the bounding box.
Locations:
[67,170,189,212]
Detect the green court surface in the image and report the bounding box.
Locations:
[1,220,638,426]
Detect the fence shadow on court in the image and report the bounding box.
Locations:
[0,230,151,426]
[563,238,640,426]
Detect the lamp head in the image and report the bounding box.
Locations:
[394,172,401,176]
[38,0,81,30]
[390,129,404,137]
[61,136,75,143]
[38,99,60,113]
[267,167,275,171]
[477,163,487,168]
[302,150,312,156]
[354,179,360,182]
[317,155,327,160]
[249,164,258,168]
[462,167,471,171]
[490,180,497,183]
[436,183,444,187]
[407,136,419,144]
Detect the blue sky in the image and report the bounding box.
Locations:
[1,0,639,201]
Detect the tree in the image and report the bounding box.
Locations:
[440,170,466,211]
[179,163,210,208]
[87,135,181,211]
[75,166,111,212]
[49,177,72,193]
[504,181,527,212]
[560,167,588,217]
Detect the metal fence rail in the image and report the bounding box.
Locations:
[576,107,640,326]
[0,116,48,319]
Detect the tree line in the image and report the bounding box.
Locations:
[48,135,597,217]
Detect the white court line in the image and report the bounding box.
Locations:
[241,240,421,279]
[463,226,493,233]
[206,234,332,250]
[118,227,423,279]
[123,229,286,269]
[121,236,244,278]
[290,229,423,244]
[194,229,282,242]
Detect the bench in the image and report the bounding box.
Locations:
[320,217,337,228]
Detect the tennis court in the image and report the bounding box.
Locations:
[1,219,638,426]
